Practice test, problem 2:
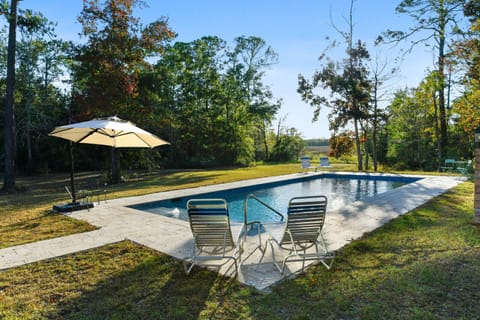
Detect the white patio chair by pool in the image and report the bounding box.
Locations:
[183,198,245,277]
[269,195,334,275]
[320,156,332,168]
[300,156,317,173]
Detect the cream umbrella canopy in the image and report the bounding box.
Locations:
[49,116,169,207]
[49,116,169,148]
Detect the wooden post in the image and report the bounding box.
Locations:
[474,127,480,224]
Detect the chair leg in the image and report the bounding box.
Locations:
[230,257,239,278]
[319,254,335,270]
[301,249,306,272]
[183,258,196,275]
[269,239,284,273]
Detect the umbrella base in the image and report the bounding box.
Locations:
[52,202,94,213]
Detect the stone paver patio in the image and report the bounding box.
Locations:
[0,172,465,291]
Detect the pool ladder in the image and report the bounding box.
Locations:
[241,193,284,259]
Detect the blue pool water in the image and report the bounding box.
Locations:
[130,174,419,223]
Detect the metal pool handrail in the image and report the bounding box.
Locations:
[243,193,284,223]
[240,193,284,261]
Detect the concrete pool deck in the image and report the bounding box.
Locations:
[0,172,466,291]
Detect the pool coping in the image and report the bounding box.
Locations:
[128,171,421,222]
[0,172,466,291]
[96,171,427,207]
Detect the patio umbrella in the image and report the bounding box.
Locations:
[49,116,169,148]
[49,116,169,206]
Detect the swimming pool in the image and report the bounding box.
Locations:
[130,173,419,223]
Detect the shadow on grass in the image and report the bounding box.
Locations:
[246,182,480,319]
[119,170,223,190]
[45,241,241,320]
[0,211,97,250]
[1,182,478,319]
[249,226,480,319]
[301,250,476,319]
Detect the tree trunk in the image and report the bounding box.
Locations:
[262,122,269,160]
[26,77,33,173]
[25,41,34,173]
[372,77,379,172]
[3,0,18,192]
[364,134,369,171]
[433,89,442,171]
[26,109,32,173]
[437,2,447,168]
[354,119,363,171]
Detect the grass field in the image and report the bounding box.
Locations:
[304,145,329,159]
[305,145,329,153]
[0,164,479,319]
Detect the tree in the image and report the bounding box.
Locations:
[14,38,72,174]
[2,0,18,192]
[227,36,280,163]
[15,11,53,173]
[460,0,480,82]
[159,37,229,166]
[270,127,304,162]
[369,54,396,171]
[147,35,281,167]
[387,83,440,170]
[377,0,466,166]
[1,0,46,191]
[449,0,480,158]
[298,0,371,171]
[328,132,354,159]
[73,0,175,182]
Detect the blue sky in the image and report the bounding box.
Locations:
[22,0,435,139]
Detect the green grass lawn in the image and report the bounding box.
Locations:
[0,164,479,319]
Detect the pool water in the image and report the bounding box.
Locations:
[131,174,418,223]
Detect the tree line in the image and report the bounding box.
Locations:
[299,0,479,171]
[0,0,305,190]
[1,0,479,191]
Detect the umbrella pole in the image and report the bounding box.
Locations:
[111,147,120,184]
[70,141,77,204]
